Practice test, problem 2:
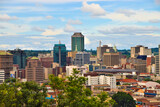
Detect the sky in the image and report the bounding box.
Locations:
[0,0,160,50]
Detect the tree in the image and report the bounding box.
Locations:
[112,92,136,107]
[0,79,48,107]
[49,69,116,107]
[49,74,65,105]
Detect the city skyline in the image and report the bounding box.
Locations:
[0,0,160,50]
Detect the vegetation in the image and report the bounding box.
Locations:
[143,78,153,81]
[49,69,116,107]
[0,78,48,107]
[112,92,136,107]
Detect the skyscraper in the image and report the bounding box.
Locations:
[0,51,13,81]
[25,57,44,83]
[71,32,84,52]
[9,48,27,69]
[53,42,67,67]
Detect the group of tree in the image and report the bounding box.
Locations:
[0,78,48,107]
[0,69,136,107]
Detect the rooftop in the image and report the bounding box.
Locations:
[72,32,84,37]
[30,56,39,60]
[0,51,12,55]
[94,69,137,72]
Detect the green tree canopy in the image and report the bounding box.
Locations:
[112,92,136,107]
[0,79,48,107]
[49,69,116,107]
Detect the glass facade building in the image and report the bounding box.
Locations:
[53,44,67,67]
[71,32,84,52]
[9,48,27,69]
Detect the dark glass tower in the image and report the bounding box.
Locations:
[71,32,84,52]
[53,43,66,67]
[9,48,27,69]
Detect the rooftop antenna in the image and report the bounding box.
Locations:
[99,40,101,47]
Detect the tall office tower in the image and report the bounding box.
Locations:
[25,57,44,83]
[53,42,66,67]
[74,52,90,66]
[131,45,151,58]
[103,52,120,66]
[71,32,84,52]
[97,45,115,60]
[0,51,13,81]
[9,48,26,69]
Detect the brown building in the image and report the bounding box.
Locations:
[97,45,115,60]
[25,57,44,83]
[129,58,147,73]
[0,51,13,80]
[103,52,120,66]
[40,57,53,68]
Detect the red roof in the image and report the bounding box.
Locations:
[118,79,137,83]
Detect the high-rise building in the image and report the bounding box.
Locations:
[9,48,27,69]
[103,52,120,66]
[53,42,67,67]
[71,32,84,52]
[25,57,44,83]
[74,52,90,66]
[131,45,151,58]
[0,51,13,80]
[97,45,115,60]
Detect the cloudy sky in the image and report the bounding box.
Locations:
[0,0,160,50]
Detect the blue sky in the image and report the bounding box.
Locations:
[0,0,160,50]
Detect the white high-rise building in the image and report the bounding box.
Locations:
[86,75,116,89]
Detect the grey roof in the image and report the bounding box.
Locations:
[72,32,84,37]
[94,69,137,73]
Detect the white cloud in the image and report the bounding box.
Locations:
[32,27,45,32]
[102,9,160,22]
[0,44,10,49]
[60,17,66,22]
[98,25,160,36]
[0,14,18,21]
[85,36,91,45]
[33,42,41,45]
[43,43,53,47]
[68,19,82,25]
[149,19,160,23]
[80,2,160,23]
[6,0,117,4]
[64,24,78,32]
[41,29,65,36]
[28,36,55,39]
[48,25,54,30]
[24,17,44,22]
[14,44,25,48]
[81,2,107,16]
[0,22,31,36]
[46,16,53,19]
